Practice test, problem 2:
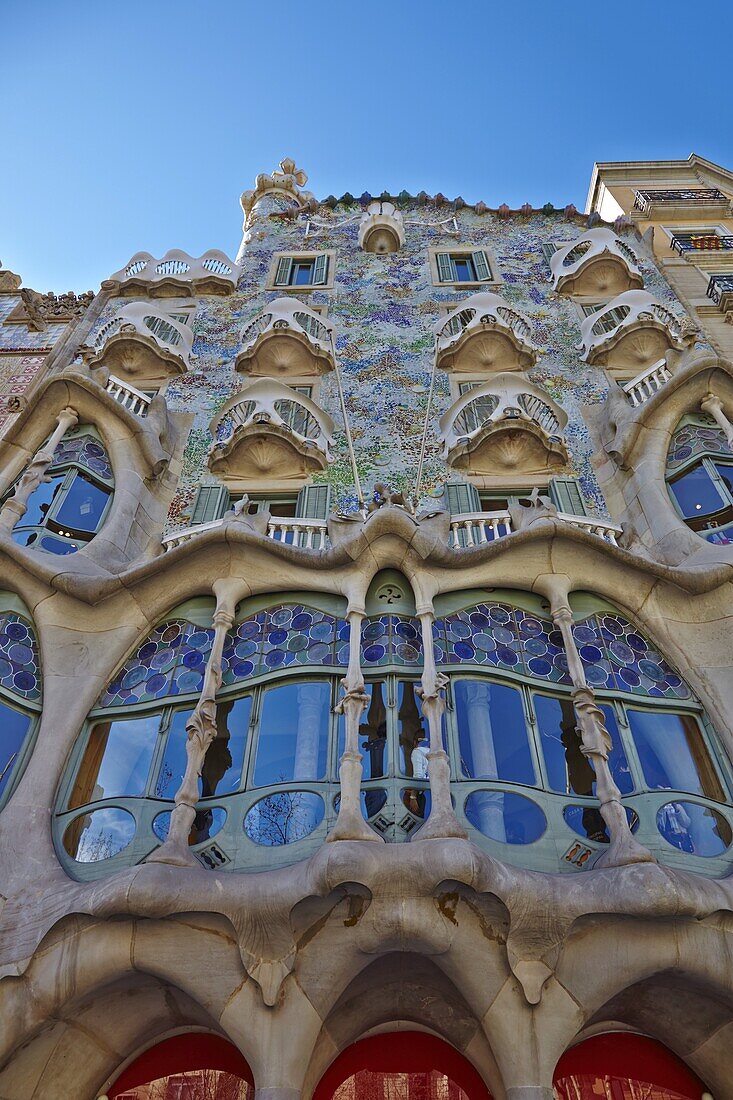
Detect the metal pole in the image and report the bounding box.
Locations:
[414,337,439,507]
[330,331,364,507]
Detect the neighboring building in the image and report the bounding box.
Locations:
[0,157,731,1099]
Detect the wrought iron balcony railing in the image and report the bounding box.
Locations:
[633,189,729,214]
[671,234,733,255]
[707,274,733,307]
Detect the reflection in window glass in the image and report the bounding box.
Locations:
[535,695,633,796]
[563,804,639,845]
[155,697,250,800]
[70,715,159,808]
[669,464,725,520]
[155,709,194,799]
[0,700,32,799]
[53,472,111,534]
[397,681,430,777]
[401,787,431,821]
[455,679,534,784]
[17,474,65,530]
[153,806,227,846]
[657,800,733,857]
[628,710,724,801]
[714,461,733,497]
[244,790,324,845]
[465,790,546,844]
[349,681,388,779]
[253,681,330,787]
[63,806,136,862]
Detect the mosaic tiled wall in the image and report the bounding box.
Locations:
[83,199,700,529]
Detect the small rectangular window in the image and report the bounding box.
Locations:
[434,249,492,285]
[542,243,559,266]
[273,253,330,288]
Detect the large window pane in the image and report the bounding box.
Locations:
[628,709,724,801]
[397,681,430,777]
[337,680,388,779]
[669,464,726,520]
[455,679,535,785]
[70,714,159,808]
[0,699,32,799]
[155,708,194,799]
[53,471,110,535]
[253,681,330,786]
[15,474,65,530]
[535,695,633,796]
[157,700,250,801]
[714,461,733,499]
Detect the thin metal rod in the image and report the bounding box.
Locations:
[330,332,364,506]
[414,337,439,506]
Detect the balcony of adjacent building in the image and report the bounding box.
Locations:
[707,273,733,316]
[439,374,568,478]
[81,302,193,385]
[670,231,733,257]
[579,290,696,371]
[207,377,334,484]
[632,188,732,220]
[434,292,538,374]
[234,298,335,379]
[102,249,239,297]
[550,229,643,297]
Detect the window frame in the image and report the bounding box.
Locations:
[428,245,499,288]
[267,251,336,292]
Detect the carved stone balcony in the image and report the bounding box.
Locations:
[208,378,334,483]
[105,374,152,417]
[358,201,405,254]
[102,249,238,297]
[579,290,696,370]
[550,229,643,296]
[82,303,193,382]
[434,292,538,374]
[622,359,673,408]
[448,510,621,548]
[235,298,335,378]
[162,515,331,552]
[440,374,568,476]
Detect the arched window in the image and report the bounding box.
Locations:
[554,1032,707,1099]
[666,413,733,545]
[106,1034,254,1098]
[10,426,114,555]
[0,602,42,809]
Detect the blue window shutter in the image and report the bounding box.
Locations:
[549,477,586,516]
[313,253,329,285]
[296,483,331,519]
[444,481,481,515]
[472,250,491,281]
[274,256,293,286]
[189,485,229,525]
[436,252,454,283]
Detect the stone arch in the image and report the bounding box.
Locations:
[553,1031,708,1098]
[106,1032,254,1098]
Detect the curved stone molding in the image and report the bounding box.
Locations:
[358,201,405,254]
[208,377,334,483]
[102,249,239,297]
[579,289,697,369]
[240,157,315,227]
[550,229,644,296]
[235,297,335,378]
[434,292,539,373]
[82,302,193,383]
[440,373,568,475]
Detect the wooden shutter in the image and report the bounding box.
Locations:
[549,477,587,516]
[296,483,331,518]
[444,481,481,516]
[189,485,229,525]
[313,253,329,285]
[274,256,293,286]
[436,252,454,283]
[472,250,491,281]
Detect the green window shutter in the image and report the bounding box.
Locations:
[472,250,491,281]
[549,477,587,516]
[189,485,229,526]
[436,252,454,283]
[313,253,329,285]
[296,483,331,519]
[444,481,481,516]
[274,256,293,286]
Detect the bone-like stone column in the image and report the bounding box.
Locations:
[413,610,466,840]
[0,406,79,530]
[147,584,236,866]
[550,599,655,868]
[328,610,384,842]
[701,392,733,449]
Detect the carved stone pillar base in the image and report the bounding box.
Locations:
[595,798,657,868]
[412,750,467,841]
[0,499,26,530]
[328,751,384,843]
[146,803,198,867]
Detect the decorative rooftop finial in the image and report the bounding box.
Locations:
[240,157,315,225]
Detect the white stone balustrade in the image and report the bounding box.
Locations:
[162,519,225,551]
[448,510,621,548]
[622,359,672,407]
[555,512,622,545]
[235,297,335,377]
[267,517,329,549]
[434,292,538,373]
[105,374,152,417]
[550,229,643,296]
[103,249,238,296]
[579,290,695,366]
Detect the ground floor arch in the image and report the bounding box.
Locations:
[104,1033,254,1098]
[554,1032,708,1099]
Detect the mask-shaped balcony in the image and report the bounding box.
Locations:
[550,229,643,296]
[434,292,538,374]
[235,298,335,378]
[208,378,334,483]
[440,373,568,476]
[358,201,405,254]
[579,290,696,370]
[82,303,193,382]
[102,249,238,297]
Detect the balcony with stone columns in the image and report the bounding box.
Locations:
[439,373,568,477]
[579,290,696,371]
[550,229,643,297]
[81,302,193,383]
[235,297,335,379]
[434,292,538,374]
[102,249,239,297]
[208,377,334,483]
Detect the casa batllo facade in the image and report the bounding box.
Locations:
[0,155,732,1099]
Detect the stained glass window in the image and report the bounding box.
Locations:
[0,611,42,702]
[572,613,690,700]
[99,620,214,707]
[222,604,349,684]
[360,615,422,667]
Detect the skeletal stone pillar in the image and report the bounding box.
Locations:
[0,406,79,530]
[551,601,654,868]
[328,610,383,842]
[701,392,733,449]
[147,590,236,867]
[413,611,466,841]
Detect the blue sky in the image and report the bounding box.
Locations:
[3,0,732,292]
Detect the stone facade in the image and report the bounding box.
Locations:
[0,158,732,1098]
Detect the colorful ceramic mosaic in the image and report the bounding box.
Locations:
[52,432,113,481]
[0,612,42,703]
[360,615,423,666]
[572,614,691,700]
[99,620,214,707]
[221,604,349,683]
[667,416,733,472]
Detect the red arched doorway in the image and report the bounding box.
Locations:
[554,1033,708,1099]
[106,1033,254,1098]
[313,1032,492,1100]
